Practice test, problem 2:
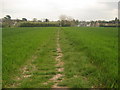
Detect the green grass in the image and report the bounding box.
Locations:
[19,33,57,88]
[2,27,57,87]
[59,27,118,88]
[2,27,118,88]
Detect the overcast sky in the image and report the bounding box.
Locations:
[0,0,119,21]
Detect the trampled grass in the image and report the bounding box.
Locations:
[59,27,118,88]
[2,27,57,87]
[2,27,118,88]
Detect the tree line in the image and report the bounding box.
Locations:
[0,15,119,27]
[1,15,79,27]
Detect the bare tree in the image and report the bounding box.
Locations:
[67,16,74,21]
[59,15,68,21]
[59,15,75,26]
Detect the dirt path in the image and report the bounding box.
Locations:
[49,29,68,88]
[7,29,67,88]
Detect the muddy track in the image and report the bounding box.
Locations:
[49,29,68,88]
[7,29,67,88]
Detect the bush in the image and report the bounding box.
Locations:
[18,22,60,27]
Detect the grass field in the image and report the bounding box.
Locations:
[59,27,118,88]
[3,27,57,88]
[2,27,118,88]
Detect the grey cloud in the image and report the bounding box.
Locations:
[0,0,118,20]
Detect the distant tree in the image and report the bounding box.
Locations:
[70,19,76,26]
[16,19,21,22]
[33,18,37,22]
[115,17,118,27]
[75,20,79,24]
[3,15,12,27]
[44,19,49,22]
[67,16,73,21]
[118,19,120,23]
[22,18,27,21]
[38,20,42,22]
[115,17,118,21]
[59,15,76,26]
[109,20,115,24]
[59,15,67,21]
[90,21,95,27]
[115,17,119,23]
[4,15,11,20]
